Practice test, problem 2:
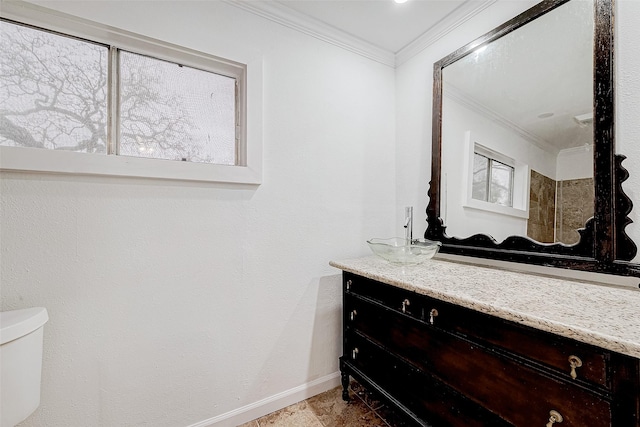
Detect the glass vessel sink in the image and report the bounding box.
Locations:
[367,237,441,265]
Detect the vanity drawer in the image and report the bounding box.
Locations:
[418,328,612,427]
[344,273,610,389]
[344,273,427,320]
[345,333,512,427]
[346,300,612,427]
[438,300,611,389]
[344,273,452,328]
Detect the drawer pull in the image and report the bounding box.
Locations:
[568,355,582,379]
[346,280,352,290]
[546,410,563,427]
[352,348,359,360]
[401,299,410,313]
[350,310,357,321]
[429,308,439,325]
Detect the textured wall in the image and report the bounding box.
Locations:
[616,0,640,263]
[0,1,396,426]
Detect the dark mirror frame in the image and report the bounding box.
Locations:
[426,0,640,277]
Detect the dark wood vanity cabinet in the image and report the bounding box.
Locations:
[339,272,640,427]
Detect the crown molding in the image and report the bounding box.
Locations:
[444,84,560,156]
[222,0,396,67]
[395,0,497,66]
[223,0,497,68]
[558,144,592,156]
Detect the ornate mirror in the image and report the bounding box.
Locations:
[426,0,640,277]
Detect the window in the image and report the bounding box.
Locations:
[117,51,237,165]
[0,4,262,184]
[462,132,529,220]
[472,151,514,207]
[1,19,238,164]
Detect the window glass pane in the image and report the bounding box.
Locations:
[118,51,236,165]
[472,153,489,201]
[489,160,514,206]
[0,21,108,152]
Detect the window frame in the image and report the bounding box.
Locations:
[462,131,529,219]
[472,148,515,207]
[0,1,262,184]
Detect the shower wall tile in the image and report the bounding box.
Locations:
[527,170,556,243]
[555,178,594,244]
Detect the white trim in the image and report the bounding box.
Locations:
[0,1,263,184]
[463,198,529,219]
[0,145,263,184]
[395,0,498,66]
[185,372,341,427]
[558,144,593,156]
[223,0,395,67]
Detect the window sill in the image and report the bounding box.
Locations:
[0,146,261,184]
[463,198,529,219]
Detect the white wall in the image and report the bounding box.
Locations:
[0,2,396,426]
[556,146,593,181]
[616,0,640,264]
[396,0,640,266]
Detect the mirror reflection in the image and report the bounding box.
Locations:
[440,0,594,245]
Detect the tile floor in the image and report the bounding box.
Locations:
[237,381,409,427]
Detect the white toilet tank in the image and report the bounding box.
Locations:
[0,307,49,427]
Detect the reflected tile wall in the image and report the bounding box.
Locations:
[527,170,556,243]
[527,171,594,245]
[555,178,594,245]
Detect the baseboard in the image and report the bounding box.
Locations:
[186,372,341,427]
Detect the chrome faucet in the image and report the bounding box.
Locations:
[404,206,413,245]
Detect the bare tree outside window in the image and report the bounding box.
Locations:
[1,20,237,165]
[0,21,108,152]
[119,51,236,164]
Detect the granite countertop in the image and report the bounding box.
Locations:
[330,256,640,359]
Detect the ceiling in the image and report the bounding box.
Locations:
[272,0,468,53]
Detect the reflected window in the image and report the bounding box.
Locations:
[472,149,514,207]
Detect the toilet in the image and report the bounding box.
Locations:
[0,307,49,427]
